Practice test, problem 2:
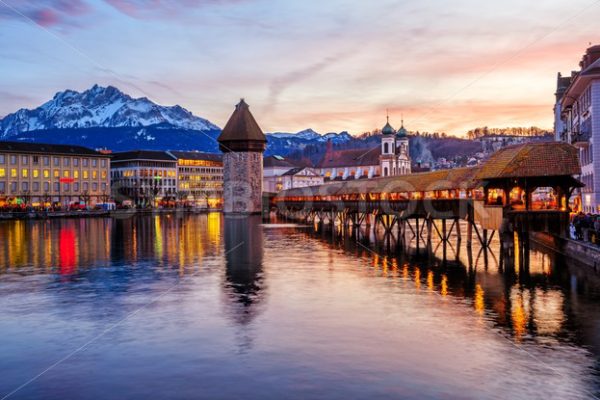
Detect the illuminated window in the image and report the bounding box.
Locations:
[53,170,59,178]
[63,170,70,178]
[74,170,79,179]
[101,171,107,179]
[0,168,5,178]
[11,168,17,178]
[92,171,98,179]
[32,169,39,178]
[83,171,89,179]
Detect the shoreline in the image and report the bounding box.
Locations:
[0,208,221,220]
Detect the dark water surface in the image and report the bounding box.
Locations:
[1,213,600,399]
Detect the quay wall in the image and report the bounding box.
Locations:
[531,232,600,272]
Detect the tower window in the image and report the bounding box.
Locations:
[384,143,389,154]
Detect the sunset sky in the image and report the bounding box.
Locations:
[1,0,599,136]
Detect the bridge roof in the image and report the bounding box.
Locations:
[476,142,580,180]
[280,167,480,197]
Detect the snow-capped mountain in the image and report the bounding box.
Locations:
[268,129,352,143]
[0,84,219,136]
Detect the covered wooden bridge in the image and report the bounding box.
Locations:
[273,142,582,250]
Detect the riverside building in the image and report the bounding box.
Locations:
[0,141,110,207]
[555,44,600,213]
[168,151,223,208]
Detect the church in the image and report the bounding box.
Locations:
[379,117,411,177]
[318,116,412,181]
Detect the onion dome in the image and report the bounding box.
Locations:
[381,116,395,135]
[396,120,408,138]
[218,99,267,152]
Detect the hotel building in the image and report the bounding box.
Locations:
[0,141,110,207]
[168,151,223,208]
[555,45,600,212]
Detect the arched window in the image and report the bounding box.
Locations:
[384,142,389,154]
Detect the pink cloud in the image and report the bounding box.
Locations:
[0,0,91,28]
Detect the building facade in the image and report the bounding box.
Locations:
[0,141,110,208]
[110,150,178,207]
[168,151,223,208]
[217,99,267,214]
[556,45,600,213]
[379,117,411,177]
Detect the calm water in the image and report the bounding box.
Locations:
[1,213,600,399]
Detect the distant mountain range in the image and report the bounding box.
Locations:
[0,85,352,154]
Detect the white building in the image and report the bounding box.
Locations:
[379,117,411,177]
[263,156,323,192]
[556,45,600,213]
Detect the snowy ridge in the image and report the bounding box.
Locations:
[268,128,352,143]
[0,84,219,136]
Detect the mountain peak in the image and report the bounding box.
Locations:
[0,84,219,136]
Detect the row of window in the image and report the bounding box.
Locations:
[0,181,107,193]
[0,168,107,180]
[112,178,177,186]
[0,154,107,168]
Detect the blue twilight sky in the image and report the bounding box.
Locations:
[0,0,599,135]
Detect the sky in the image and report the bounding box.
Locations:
[0,0,599,136]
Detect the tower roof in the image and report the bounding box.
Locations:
[381,115,395,135]
[218,99,267,152]
[396,119,407,137]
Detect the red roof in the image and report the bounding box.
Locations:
[319,146,380,168]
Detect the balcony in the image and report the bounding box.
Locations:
[571,130,591,147]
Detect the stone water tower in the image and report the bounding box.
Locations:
[217,99,267,215]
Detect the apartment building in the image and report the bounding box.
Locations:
[0,141,110,207]
[168,151,223,208]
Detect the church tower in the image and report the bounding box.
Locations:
[379,115,396,177]
[395,118,411,175]
[217,99,267,215]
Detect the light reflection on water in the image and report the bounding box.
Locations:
[0,214,599,399]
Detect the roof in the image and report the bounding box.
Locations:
[476,142,581,180]
[111,150,176,162]
[281,167,320,176]
[319,147,380,168]
[168,151,222,162]
[264,155,295,168]
[0,141,105,157]
[382,120,395,135]
[218,99,267,145]
[396,122,407,138]
[279,167,481,198]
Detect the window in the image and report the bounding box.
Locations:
[101,183,107,191]
[10,155,16,165]
[33,156,39,164]
[53,182,59,191]
[74,170,79,179]
[64,158,70,167]
[82,158,88,167]
[73,158,79,167]
[0,168,4,178]
[32,169,39,178]
[92,182,98,191]
[21,155,28,165]
[63,170,70,178]
[92,171,98,179]
[10,182,17,192]
[43,182,49,192]
[0,182,5,192]
[21,182,28,191]
[0,155,4,164]
[43,157,49,166]
[33,182,39,192]
[22,169,28,178]
[53,170,59,178]
[74,182,79,192]
[64,183,70,191]
[53,157,60,166]
[83,170,89,179]
[83,182,89,191]
[101,159,106,168]
[92,159,97,167]
[43,170,49,178]
[102,170,107,179]
[10,169,17,178]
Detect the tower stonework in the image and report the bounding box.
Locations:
[217,100,267,215]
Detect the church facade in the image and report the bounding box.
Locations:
[379,118,411,177]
